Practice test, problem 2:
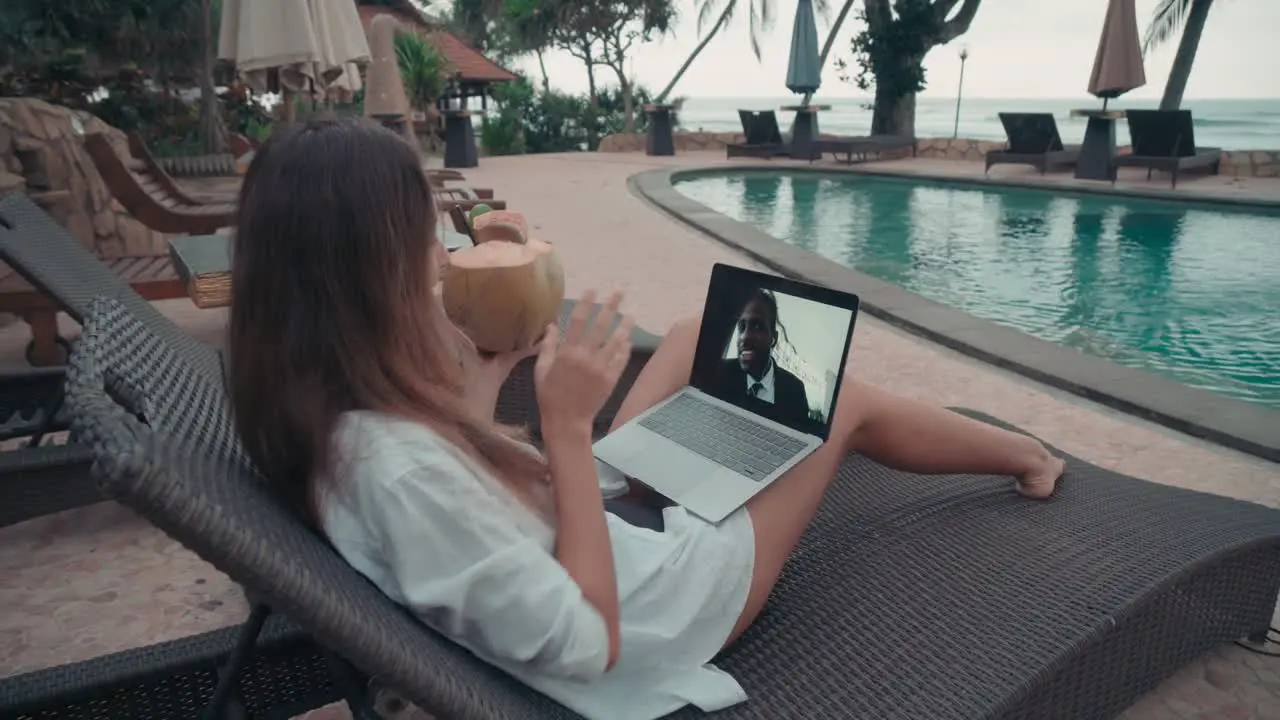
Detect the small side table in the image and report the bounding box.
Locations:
[781,105,831,161]
[168,234,232,309]
[1070,109,1126,181]
[644,104,677,156]
[443,110,481,169]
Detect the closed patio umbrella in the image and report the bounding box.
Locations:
[218,0,370,118]
[1087,0,1146,107]
[785,0,822,96]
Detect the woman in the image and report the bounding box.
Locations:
[227,118,1064,720]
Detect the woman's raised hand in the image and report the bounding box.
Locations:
[534,290,634,430]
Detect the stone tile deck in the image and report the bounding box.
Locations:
[1,151,1278,719]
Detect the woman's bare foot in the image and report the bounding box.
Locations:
[1016,451,1066,499]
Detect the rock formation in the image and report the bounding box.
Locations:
[0,98,169,258]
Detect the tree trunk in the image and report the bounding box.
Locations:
[801,0,859,106]
[536,49,551,92]
[581,44,600,149]
[585,62,598,105]
[198,0,226,154]
[871,87,916,136]
[1158,0,1213,111]
[609,64,635,132]
[654,2,735,104]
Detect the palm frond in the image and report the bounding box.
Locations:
[1143,0,1191,53]
[813,0,832,27]
[696,0,736,37]
[746,0,775,60]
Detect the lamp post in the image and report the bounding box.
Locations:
[953,46,970,138]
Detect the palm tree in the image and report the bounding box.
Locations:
[1143,0,1217,111]
[654,0,783,103]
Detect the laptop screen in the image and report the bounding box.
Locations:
[690,264,860,440]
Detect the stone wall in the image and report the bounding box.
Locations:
[1220,150,1278,178]
[596,131,1280,178]
[0,98,168,258]
[597,131,743,153]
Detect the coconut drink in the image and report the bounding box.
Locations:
[441,212,565,353]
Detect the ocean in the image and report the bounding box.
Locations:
[674,97,1280,151]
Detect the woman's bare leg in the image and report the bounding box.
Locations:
[609,314,1065,644]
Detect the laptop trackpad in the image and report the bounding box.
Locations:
[679,467,759,523]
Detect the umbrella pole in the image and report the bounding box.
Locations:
[283,88,297,124]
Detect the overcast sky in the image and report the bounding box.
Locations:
[450,0,1279,101]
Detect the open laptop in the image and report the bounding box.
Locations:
[594,263,860,523]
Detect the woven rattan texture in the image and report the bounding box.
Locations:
[0,193,223,380]
[66,297,1280,720]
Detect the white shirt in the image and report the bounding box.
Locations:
[321,411,757,720]
[745,359,776,404]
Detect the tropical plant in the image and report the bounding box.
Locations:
[654,0,775,103]
[834,0,982,136]
[504,0,675,133]
[394,29,453,111]
[657,0,852,104]
[1143,0,1217,110]
[0,0,227,152]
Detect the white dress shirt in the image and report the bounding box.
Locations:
[320,411,757,720]
[745,358,776,404]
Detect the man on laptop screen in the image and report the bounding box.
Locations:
[712,288,812,429]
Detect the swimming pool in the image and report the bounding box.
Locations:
[676,172,1280,410]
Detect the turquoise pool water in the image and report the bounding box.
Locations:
[676,173,1280,409]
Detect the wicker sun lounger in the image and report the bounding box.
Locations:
[726,111,789,159]
[0,294,658,719]
[1114,109,1223,189]
[82,132,236,235]
[812,135,918,164]
[985,112,1081,175]
[0,194,212,373]
[0,193,210,528]
[36,292,1280,720]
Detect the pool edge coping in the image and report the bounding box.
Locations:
[628,165,1280,465]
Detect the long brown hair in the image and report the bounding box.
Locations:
[227,117,547,522]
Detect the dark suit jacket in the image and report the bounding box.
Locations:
[713,358,811,427]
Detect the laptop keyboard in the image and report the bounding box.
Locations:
[638,393,809,481]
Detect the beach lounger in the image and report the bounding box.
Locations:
[985,113,1081,175]
[0,202,660,718]
[1114,109,1222,189]
[0,193,223,528]
[813,135,918,164]
[82,132,236,235]
[726,110,789,159]
[126,133,237,202]
[0,194,207,372]
[436,189,507,211]
[43,290,1280,719]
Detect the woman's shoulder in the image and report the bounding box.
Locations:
[322,410,549,549]
[326,410,478,508]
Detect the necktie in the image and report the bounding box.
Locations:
[749,381,763,398]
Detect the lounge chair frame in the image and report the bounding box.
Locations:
[985,112,1081,176]
[726,110,790,159]
[82,132,235,235]
[35,287,1280,719]
[125,132,234,204]
[0,198,663,719]
[812,135,918,164]
[1113,109,1222,189]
